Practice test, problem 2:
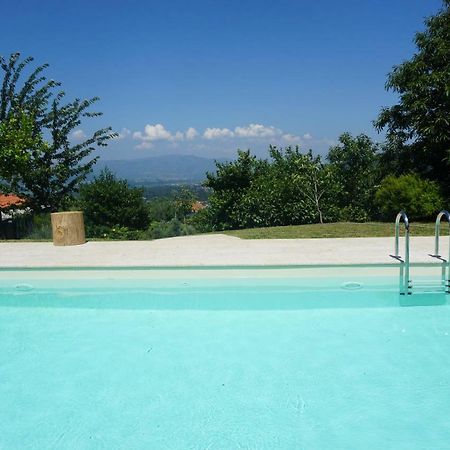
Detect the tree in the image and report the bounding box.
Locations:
[203,150,266,230]
[0,53,115,210]
[375,1,450,196]
[174,187,196,220]
[201,146,340,230]
[327,133,380,221]
[300,155,336,225]
[79,169,149,230]
[147,197,177,222]
[78,169,150,235]
[375,174,443,220]
[238,147,339,227]
[0,110,40,191]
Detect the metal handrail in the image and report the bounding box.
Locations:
[429,210,450,293]
[390,211,410,294]
[391,211,410,260]
[430,210,450,261]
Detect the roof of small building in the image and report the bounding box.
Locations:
[191,201,206,213]
[0,194,26,209]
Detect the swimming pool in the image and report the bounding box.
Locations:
[1,266,450,449]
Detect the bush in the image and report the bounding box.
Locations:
[25,213,52,239]
[203,147,342,230]
[375,173,443,220]
[78,169,150,237]
[338,205,370,223]
[147,219,197,240]
[188,208,213,233]
[88,225,144,240]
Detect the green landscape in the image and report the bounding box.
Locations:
[1,1,449,240]
[224,222,448,239]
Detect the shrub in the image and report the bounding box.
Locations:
[375,173,443,220]
[79,169,150,237]
[147,219,197,240]
[90,225,144,240]
[338,205,370,223]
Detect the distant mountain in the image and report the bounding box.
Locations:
[94,154,220,184]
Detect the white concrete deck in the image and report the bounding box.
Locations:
[0,234,444,268]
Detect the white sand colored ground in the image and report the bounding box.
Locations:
[0,234,446,267]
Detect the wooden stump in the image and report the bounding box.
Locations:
[51,211,86,246]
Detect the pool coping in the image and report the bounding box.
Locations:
[0,234,447,268]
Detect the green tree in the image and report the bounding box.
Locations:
[375,1,450,196]
[375,173,443,220]
[0,110,40,190]
[327,133,380,221]
[79,169,150,235]
[238,147,339,227]
[203,150,266,230]
[174,187,196,220]
[202,146,340,230]
[0,53,115,210]
[147,197,177,222]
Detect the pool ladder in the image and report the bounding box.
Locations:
[390,210,450,295]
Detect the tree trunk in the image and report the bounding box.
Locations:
[51,211,86,246]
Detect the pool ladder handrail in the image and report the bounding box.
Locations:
[428,210,450,294]
[389,211,411,295]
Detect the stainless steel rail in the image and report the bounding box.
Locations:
[389,211,411,295]
[429,210,450,294]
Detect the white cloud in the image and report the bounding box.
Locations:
[185,127,198,140]
[234,123,281,138]
[282,133,302,143]
[133,138,153,149]
[172,131,184,141]
[115,128,131,140]
[71,129,86,140]
[203,127,234,139]
[131,122,318,151]
[145,123,172,140]
[133,123,188,148]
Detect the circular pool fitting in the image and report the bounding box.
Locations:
[15,283,34,292]
[341,281,363,290]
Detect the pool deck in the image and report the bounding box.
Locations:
[0,234,445,267]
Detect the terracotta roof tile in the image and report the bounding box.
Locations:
[191,201,206,212]
[0,194,25,209]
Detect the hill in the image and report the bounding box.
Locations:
[94,154,219,184]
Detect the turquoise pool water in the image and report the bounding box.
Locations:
[1,267,450,449]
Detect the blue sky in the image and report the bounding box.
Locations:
[1,0,444,160]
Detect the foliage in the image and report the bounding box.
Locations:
[200,146,341,231]
[146,187,198,223]
[327,133,380,221]
[237,147,340,228]
[79,180,200,240]
[22,213,52,240]
[188,207,212,232]
[147,218,196,240]
[0,110,40,190]
[375,173,443,220]
[94,226,144,240]
[78,169,150,236]
[174,187,196,219]
[0,52,115,211]
[139,183,209,201]
[375,1,450,196]
[203,150,266,230]
[147,197,177,222]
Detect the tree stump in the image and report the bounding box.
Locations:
[51,211,86,246]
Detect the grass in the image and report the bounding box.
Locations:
[223,222,448,239]
[2,221,447,242]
